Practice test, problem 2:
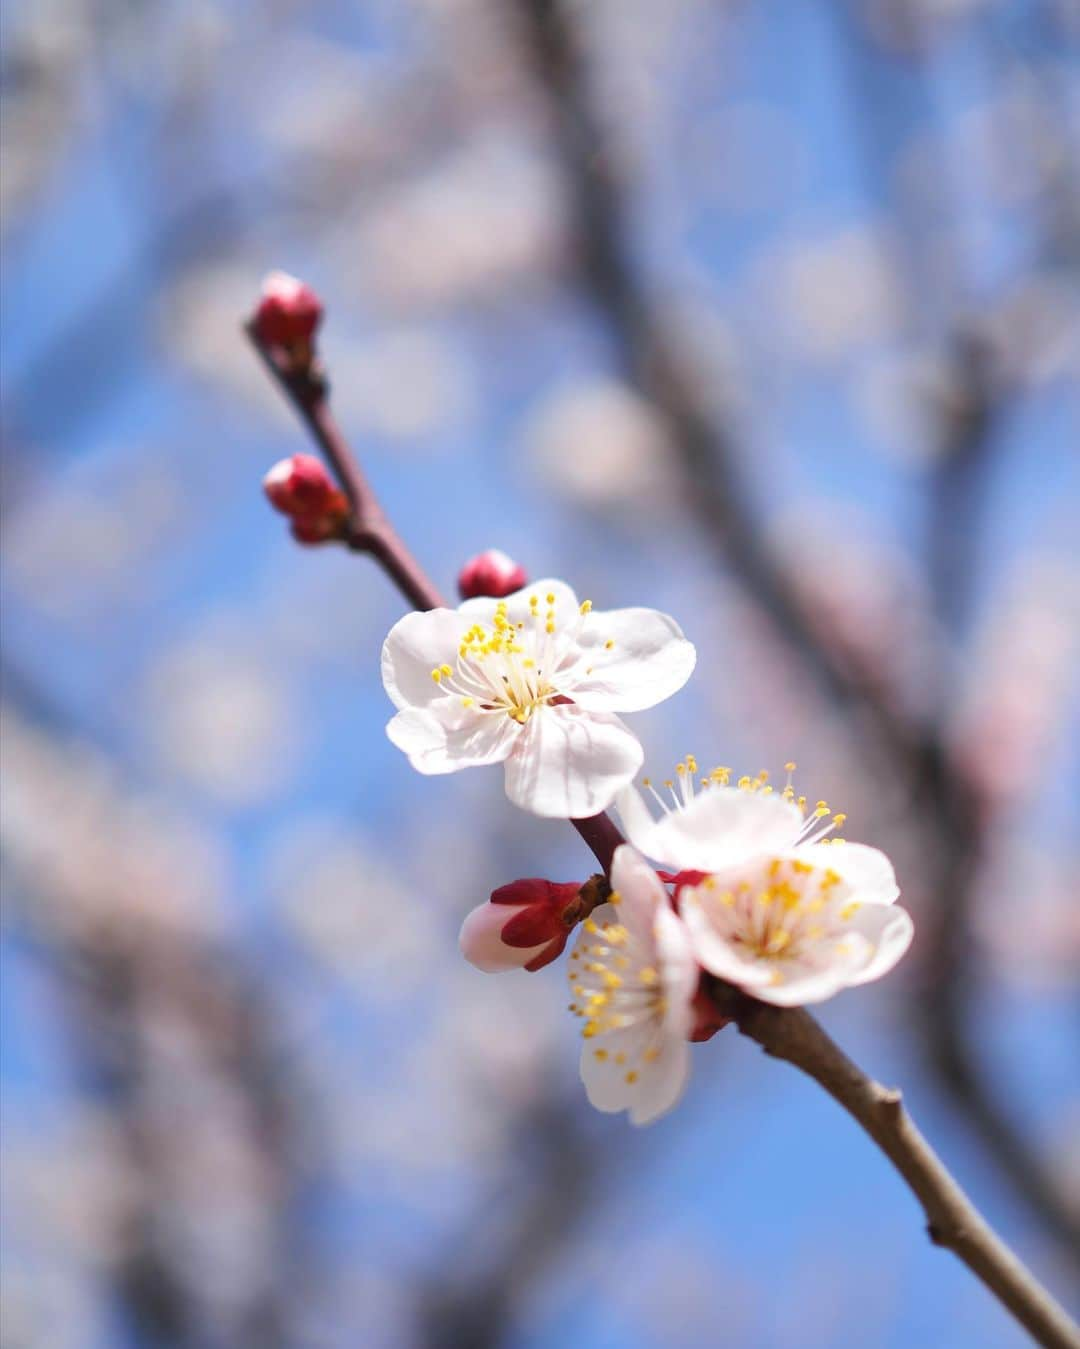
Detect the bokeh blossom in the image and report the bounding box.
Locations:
[381,579,695,817]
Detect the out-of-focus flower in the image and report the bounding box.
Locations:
[757,223,903,362]
[251,270,323,347]
[524,379,674,513]
[457,549,528,601]
[354,134,563,309]
[951,560,1078,808]
[568,846,696,1125]
[459,877,587,972]
[140,631,300,808]
[381,579,696,817]
[616,763,912,1006]
[263,454,349,545]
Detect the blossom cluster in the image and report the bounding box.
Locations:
[381,577,913,1125]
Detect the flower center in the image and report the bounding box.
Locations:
[697,855,862,975]
[430,592,594,724]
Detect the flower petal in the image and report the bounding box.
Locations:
[578,1030,691,1126]
[797,842,900,906]
[459,902,549,972]
[503,705,643,818]
[579,1026,648,1113]
[609,844,670,935]
[630,1038,691,1126]
[568,609,697,713]
[381,609,470,710]
[386,703,520,774]
[653,904,697,1041]
[745,965,852,1007]
[844,903,914,986]
[616,784,803,871]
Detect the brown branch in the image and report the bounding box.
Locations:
[246,295,1080,1348]
[706,983,1080,1349]
[512,0,1080,1261]
[245,325,443,613]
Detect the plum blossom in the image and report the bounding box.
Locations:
[381,579,695,818]
[568,846,697,1125]
[616,761,913,1006]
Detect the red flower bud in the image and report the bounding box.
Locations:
[460,878,584,973]
[252,271,323,347]
[457,549,528,601]
[263,455,349,545]
[263,455,340,516]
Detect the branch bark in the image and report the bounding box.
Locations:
[246,306,1080,1348]
[712,983,1080,1349]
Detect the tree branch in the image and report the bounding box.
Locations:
[712,983,1080,1349]
[245,299,1080,1348]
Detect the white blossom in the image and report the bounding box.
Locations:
[568,846,697,1126]
[381,579,695,818]
[616,761,913,1006]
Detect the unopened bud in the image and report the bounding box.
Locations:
[457,549,528,601]
[263,454,339,515]
[459,878,584,973]
[263,454,349,546]
[252,270,323,348]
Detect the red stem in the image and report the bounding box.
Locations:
[245,322,626,875]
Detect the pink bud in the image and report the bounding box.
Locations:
[252,270,323,347]
[264,454,340,516]
[263,455,349,545]
[459,878,583,973]
[457,549,528,601]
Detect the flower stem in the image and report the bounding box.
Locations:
[245,312,1079,1349]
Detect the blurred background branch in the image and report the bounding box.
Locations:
[513,0,1079,1261]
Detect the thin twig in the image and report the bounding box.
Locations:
[512,0,1080,1259]
[245,325,441,612]
[245,320,620,876]
[246,303,1080,1347]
